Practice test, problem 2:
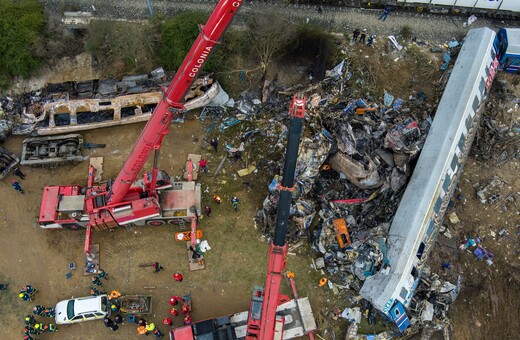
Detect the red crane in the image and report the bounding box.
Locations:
[38,0,244,254]
[245,95,306,339]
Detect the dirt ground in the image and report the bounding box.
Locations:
[1,38,519,340]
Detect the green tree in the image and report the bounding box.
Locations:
[0,0,44,88]
[158,12,210,71]
[86,20,157,75]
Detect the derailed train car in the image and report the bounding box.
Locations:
[360,27,508,331]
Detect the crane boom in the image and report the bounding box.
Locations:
[108,0,243,204]
[246,96,306,339]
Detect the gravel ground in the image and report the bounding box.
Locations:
[41,0,520,44]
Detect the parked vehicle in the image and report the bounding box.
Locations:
[55,294,109,325]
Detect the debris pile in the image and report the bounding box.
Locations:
[241,59,468,334]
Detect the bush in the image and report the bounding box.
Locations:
[0,0,44,88]
[86,21,157,75]
[158,12,209,71]
[400,25,413,41]
[157,12,246,74]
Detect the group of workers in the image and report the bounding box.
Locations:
[166,294,193,328]
[24,303,58,338]
[212,195,240,212]
[89,269,109,296]
[19,285,37,302]
[136,318,164,337]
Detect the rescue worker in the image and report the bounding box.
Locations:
[98,269,108,280]
[19,292,31,302]
[44,323,58,333]
[44,307,55,318]
[146,322,156,335]
[32,305,44,316]
[24,326,35,336]
[231,196,240,211]
[109,290,121,300]
[181,301,190,315]
[378,5,392,21]
[90,287,101,296]
[138,318,147,327]
[173,272,183,282]
[107,317,120,331]
[33,322,44,335]
[111,303,120,313]
[153,328,164,338]
[169,295,182,306]
[210,137,219,152]
[23,285,37,296]
[11,180,24,194]
[0,283,7,290]
[114,314,123,324]
[14,167,26,180]
[359,29,367,44]
[367,35,376,47]
[213,195,222,205]
[163,317,173,326]
[204,205,211,217]
[153,262,164,273]
[199,159,207,174]
[23,335,34,340]
[169,307,179,316]
[91,275,103,286]
[352,28,360,42]
[24,314,35,325]
[183,315,192,326]
[137,325,147,335]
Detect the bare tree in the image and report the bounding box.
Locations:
[246,11,297,78]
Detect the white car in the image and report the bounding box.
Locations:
[55,294,110,324]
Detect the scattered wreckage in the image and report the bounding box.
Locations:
[250,28,505,337]
[0,146,19,180]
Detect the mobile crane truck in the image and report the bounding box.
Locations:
[170,96,317,340]
[38,0,242,255]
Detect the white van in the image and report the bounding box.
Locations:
[55,294,110,324]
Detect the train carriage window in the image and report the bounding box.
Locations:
[472,96,480,113]
[451,155,459,172]
[399,288,408,300]
[490,47,496,61]
[465,113,474,131]
[458,133,466,151]
[434,196,443,215]
[426,220,435,236]
[479,78,486,97]
[443,173,451,193]
[54,113,71,126]
[416,242,426,260]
